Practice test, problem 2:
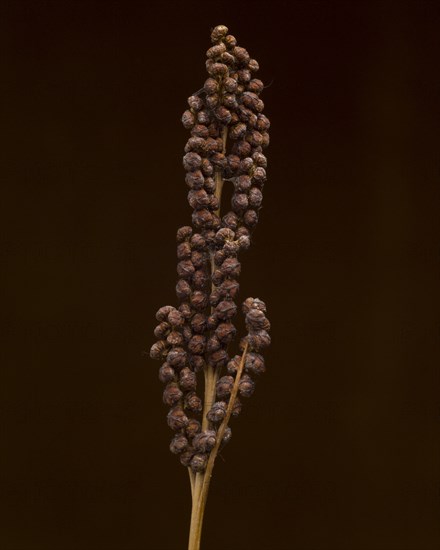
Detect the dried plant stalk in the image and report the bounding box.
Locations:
[149,24,271,550]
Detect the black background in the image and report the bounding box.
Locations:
[2,1,439,549]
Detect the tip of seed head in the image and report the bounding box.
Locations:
[211,24,229,43]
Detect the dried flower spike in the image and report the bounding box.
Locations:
[148,25,271,550]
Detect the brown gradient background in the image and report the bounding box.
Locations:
[2,1,439,549]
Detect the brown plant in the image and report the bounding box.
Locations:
[149,24,271,550]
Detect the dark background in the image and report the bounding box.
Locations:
[2,1,439,549]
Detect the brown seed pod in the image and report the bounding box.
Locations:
[256,114,270,132]
[189,354,205,372]
[185,169,205,189]
[244,352,266,375]
[216,375,234,399]
[167,330,184,347]
[207,43,227,58]
[179,303,192,320]
[231,397,242,417]
[186,418,201,439]
[231,192,249,213]
[219,279,240,299]
[238,69,251,84]
[167,309,185,328]
[192,208,213,229]
[209,289,221,307]
[204,176,216,193]
[247,79,264,94]
[176,279,191,300]
[183,152,202,171]
[224,76,238,93]
[169,433,189,454]
[215,227,235,245]
[252,151,267,168]
[210,24,228,43]
[246,308,270,331]
[197,109,211,125]
[215,300,237,320]
[211,269,224,286]
[154,321,171,339]
[150,339,168,361]
[177,241,191,260]
[184,391,203,413]
[206,314,219,330]
[238,234,251,251]
[220,51,235,65]
[223,240,240,256]
[214,249,227,266]
[248,58,259,72]
[192,269,209,289]
[158,362,176,383]
[235,174,252,192]
[180,448,195,467]
[233,139,252,158]
[221,92,237,109]
[188,95,203,111]
[226,354,241,375]
[190,452,208,473]
[167,347,187,369]
[209,348,229,368]
[207,335,221,353]
[248,187,263,209]
[232,46,250,64]
[156,305,175,321]
[167,406,189,430]
[226,154,241,174]
[193,430,217,452]
[246,130,264,147]
[202,229,216,246]
[190,313,207,334]
[163,382,183,406]
[190,250,207,269]
[243,209,259,228]
[188,334,206,355]
[242,297,267,314]
[201,158,214,177]
[229,122,247,140]
[238,374,255,398]
[208,62,229,78]
[182,110,195,129]
[185,136,207,154]
[248,329,271,351]
[222,211,240,230]
[215,322,237,344]
[179,368,197,391]
[204,77,220,95]
[209,195,220,212]
[242,91,260,110]
[224,34,237,48]
[214,105,232,125]
[207,401,227,423]
[191,124,210,139]
[220,257,241,278]
[190,233,206,250]
[222,426,232,446]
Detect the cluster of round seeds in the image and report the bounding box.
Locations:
[209,298,270,425]
[150,25,270,473]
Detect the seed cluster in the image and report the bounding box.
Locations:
[150,25,270,473]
